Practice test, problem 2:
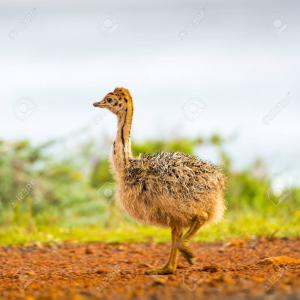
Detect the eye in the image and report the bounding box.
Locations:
[107,98,113,104]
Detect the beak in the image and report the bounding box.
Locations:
[93,100,106,108]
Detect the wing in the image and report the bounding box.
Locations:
[125,152,224,201]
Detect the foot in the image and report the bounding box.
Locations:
[178,243,194,265]
[145,266,176,275]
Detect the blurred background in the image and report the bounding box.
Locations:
[0,0,299,244]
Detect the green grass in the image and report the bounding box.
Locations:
[1,212,299,246]
[1,137,300,247]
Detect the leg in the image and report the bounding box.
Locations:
[178,217,205,265]
[145,227,183,275]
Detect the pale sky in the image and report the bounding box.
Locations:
[0,0,299,182]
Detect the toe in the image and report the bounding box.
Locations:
[145,267,175,275]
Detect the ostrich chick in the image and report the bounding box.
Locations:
[93,87,225,275]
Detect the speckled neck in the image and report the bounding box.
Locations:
[113,98,133,174]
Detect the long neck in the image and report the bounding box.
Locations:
[113,103,133,173]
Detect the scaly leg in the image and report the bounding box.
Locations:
[145,227,183,275]
[178,218,205,265]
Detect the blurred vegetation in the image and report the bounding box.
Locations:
[0,134,299,245]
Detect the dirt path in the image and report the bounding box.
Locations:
[0,238,300,300]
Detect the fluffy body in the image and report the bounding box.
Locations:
[117,152,225,228]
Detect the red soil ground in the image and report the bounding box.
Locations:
[1,238,300,300]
